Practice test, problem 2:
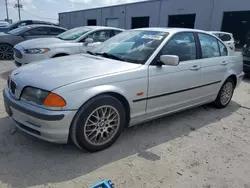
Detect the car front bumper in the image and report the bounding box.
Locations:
[3,87,77,144]
[14,52,50,65]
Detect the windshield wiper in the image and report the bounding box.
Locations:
[96,52,124,61]
[86,50,96,56]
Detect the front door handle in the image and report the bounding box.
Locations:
[190,65,201,71]
[221,61,228,66]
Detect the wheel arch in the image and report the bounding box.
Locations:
[227,74,237,88]
[226,73,237,88]
[0,43,13,47]
[52,53,69,58]
[66,86,132,128]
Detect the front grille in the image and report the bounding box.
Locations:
[10,80,16,95]
[14,48,23,59]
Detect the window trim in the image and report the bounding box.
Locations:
[150,31,199,65]
[196,32,221,59]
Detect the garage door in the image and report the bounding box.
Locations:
[106,18,119,28]
[168,14,196,29]
[221,11,250,47]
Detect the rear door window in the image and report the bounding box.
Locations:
[112,30,123,37]
[24,27,50,36]
[87,30,112,42]
[49,28,65,35]
[219,34,231,41]
[198,33,220,58]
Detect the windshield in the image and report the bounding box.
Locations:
[5,21,19,29]
[7,26,30,35]
[92,30,168,64]
[56,27,92,40]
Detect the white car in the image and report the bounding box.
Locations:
[209,31,235,51]
[0,21,10,28]
[13,26,124,66]
[4,28,244,152]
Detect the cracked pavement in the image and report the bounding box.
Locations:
[0,60,250,188]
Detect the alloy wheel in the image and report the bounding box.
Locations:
[0,44,14,60]
[83,105,120,146]
[220,82,233,105]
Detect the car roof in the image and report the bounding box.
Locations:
[25,24,66,30]
[208,31,233,35]
[75,26,124,31]
[133,27,209,34]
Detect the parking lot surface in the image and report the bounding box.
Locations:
[1,60,250,188]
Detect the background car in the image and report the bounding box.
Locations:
[209,31,235,51]
[4,28,244,152]
[242,31,250,73]
[0,20,58,33]
[13,26,124,66]
[0,21,10,28]
[0,25,66,60]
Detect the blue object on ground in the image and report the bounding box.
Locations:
[90,180,114,188]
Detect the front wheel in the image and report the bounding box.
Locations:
[0,44,14,60]
[213,78,235,108]
[70,95,126,152]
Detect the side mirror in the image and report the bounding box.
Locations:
[160,55,179,66]
[84,38,94,46]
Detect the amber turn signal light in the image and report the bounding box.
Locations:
[43,93,66,107]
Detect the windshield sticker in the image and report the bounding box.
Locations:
[142,35,163,40]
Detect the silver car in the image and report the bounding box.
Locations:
[14,26,124,66]
[4,28,244,152]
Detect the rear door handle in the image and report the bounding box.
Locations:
[190,65,201,71]
[221,61,228,66]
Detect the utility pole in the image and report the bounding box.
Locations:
[5,0,9,22]
[14,0,22,20]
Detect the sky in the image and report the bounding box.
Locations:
[0,0,146,23]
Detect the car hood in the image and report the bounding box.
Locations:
[11,54,141,91]
[17,37,73,48]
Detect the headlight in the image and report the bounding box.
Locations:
[21,87,49,105]
[21,87,66,107]
[24,48,50,54]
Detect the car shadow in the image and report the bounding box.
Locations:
[0,101,241,187]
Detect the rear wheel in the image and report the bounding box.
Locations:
[0,44,14,60]
[213,78,235,108]
[70,95,126,152]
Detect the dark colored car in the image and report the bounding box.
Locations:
[243,31,250,73]
[0,25,66,60]
[0,20,58,33]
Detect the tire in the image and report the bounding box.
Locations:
[14,61,21,67]
[0,44,14,60]
[213,78,235,108]
[70,95,126,152]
